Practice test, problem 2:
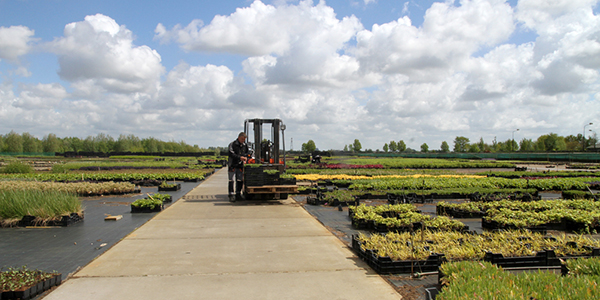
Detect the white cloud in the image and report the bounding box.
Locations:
[48,14,165,94]
[354,0,514,81]
[517,2,600,95]
[14,83,68,109]
[0,25,35,62]
[516,0,599,30]
[156,0,362,57]
[155,62,239,108]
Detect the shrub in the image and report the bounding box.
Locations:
[1,161,33,174]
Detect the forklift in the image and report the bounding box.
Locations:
[242,118,297,200]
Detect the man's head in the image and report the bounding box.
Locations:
[238,132,247,143]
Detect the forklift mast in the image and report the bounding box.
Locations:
[244,118,286,168]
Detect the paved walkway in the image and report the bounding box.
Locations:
[43,168,401,300]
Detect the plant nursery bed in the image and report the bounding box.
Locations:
[0,273,62,300]
[130,205,163,213]
[483,250,562,268]
[158,183,181,191]
[352,234,446,274]
[481,218,548,233]
[306,196,359,207]
[373,223,470,234]
[14,213,84,227]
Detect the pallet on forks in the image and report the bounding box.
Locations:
[242,118,297,200]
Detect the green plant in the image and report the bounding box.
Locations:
[263,169,279,175]
[0,266,58,292]
[148,193,171,203]
[0,190,82,225]
[565,257,600,276]
[0,161,33,174]
[159,181,177,188]
[437,260,600,299]
[130,197,162,209]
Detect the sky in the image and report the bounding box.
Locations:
[0,0,599,151]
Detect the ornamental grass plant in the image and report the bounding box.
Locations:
[356,230,600,261]
[438,260,600,300]
[0,190,82,226]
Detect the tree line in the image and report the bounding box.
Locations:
[449,132,598,153]
[379,132,597,153]
[0,131,214,154]
[300,131,598,154]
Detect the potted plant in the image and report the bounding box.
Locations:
[158,181,181,191]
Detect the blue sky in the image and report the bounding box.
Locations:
[0,0,599,150]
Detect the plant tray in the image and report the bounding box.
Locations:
[158,183,181,191]
[0,274,61,300]
[17,213,83,227]
[483,250,562,268]
[481,218,548,234]
[131,204,163,213]
[183,178,202,182]
[351,235,446,274]
[437,206,485,218]
[373,222,469,234]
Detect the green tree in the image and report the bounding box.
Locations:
[397,140,406,152]
[82,136,97,152]
[94,133,115,153]
[506,138,519,152]
[62,137,83,152]
[42,133,62,153]
[343,145,348,152]
[389,141,398,152]
[588,132,598,150]
[142,137,160,152]
[4,131,23,153]
[352,139,362,152]
[453,136,470,152]
[519,138,535,152]
[536,133,566,151]
[420,143,429,153]
[115,134,143,152]
[301,140,316,153]
[477,138,486,152]
[491,137,500,152]
[382,143,389,153]
[21,132,41,153]
[441,141,449,153]
[468,144,480,153]
[564,134,580,151]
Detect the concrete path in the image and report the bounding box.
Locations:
[43,168,401,300]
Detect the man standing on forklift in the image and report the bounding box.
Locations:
[228,132,249,202]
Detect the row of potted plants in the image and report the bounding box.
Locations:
[352,230,600,275]
[436,258,600,299]
[349,204,468,232]
[437,199,600,233]
[0,180,138,196]
[0,266,62,300]
[0,171,207,182]
[0,190,83,227]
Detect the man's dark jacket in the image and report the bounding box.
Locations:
[228,139,248,169]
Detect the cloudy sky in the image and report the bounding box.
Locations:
[1,0,599,151]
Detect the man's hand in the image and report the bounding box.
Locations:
[241,156,248,163]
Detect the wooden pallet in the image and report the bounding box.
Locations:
[246,185,298,194]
